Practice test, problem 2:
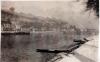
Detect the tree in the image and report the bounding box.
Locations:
[86,0,99,17]
[77,0,99,17]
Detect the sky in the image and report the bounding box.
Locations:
[1,0,99,30]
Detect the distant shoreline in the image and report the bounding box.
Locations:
[1,31,30,35]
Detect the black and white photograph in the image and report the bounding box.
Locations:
[1,0,99,62]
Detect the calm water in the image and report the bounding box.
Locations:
[1,31,88,62]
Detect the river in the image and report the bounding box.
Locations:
[1,31,92,62]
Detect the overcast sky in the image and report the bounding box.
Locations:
[1,0,98,29]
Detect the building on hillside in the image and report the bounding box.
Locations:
[1,8,18,31]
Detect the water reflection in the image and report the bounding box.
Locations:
[1,32,88,62]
